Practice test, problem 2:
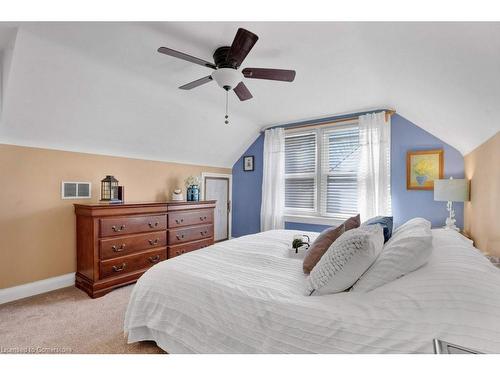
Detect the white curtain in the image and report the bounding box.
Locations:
[260,128,285,231]
[357,111,392,221]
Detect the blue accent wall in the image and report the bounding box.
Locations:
[231,133,264,237]
[232,114,464,236]
[284,222,330,232]
[391,114,464,228]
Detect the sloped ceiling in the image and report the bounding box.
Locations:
[0,22,499,168]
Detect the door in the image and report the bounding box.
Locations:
[204,176,230,242]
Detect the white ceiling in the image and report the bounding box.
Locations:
[1,22,499,167]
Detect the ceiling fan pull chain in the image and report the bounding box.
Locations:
[225,90,229,125]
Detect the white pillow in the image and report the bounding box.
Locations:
[352,219,433,292]
[306,225,384,296]
[393,217,430,236]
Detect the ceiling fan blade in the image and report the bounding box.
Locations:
[226,28,259,68]
[242,68,296,82]
[179,75,213,90]
[233,82,253,101]
[158,47,216,69]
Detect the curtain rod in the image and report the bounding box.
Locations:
[260,109,396,133]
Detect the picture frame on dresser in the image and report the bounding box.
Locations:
[74,201,216,298]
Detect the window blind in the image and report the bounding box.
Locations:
[284,133,316,210]
[284,123,360,218]
[321,125,360,217]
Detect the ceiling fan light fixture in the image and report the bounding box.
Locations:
[211,68,243,90]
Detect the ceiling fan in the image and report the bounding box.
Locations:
[157,28,296,123]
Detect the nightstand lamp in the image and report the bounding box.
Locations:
[434,177,469,231]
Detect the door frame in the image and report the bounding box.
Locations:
[201,172,232,240]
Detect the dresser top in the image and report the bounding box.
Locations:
[74,200,216,209]
[74,200,216,216]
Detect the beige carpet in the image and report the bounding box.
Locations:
[0,285,164,354]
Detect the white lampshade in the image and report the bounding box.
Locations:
[211,68,243,90]
[434,178,469,202]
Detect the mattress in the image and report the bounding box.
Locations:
[124,229,500,353]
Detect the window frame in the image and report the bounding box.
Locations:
[284,120,359,222]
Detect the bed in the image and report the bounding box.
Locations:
[124,229,500,353]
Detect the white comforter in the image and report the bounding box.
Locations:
[124,229,500,353]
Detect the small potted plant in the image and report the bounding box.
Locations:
[292,235,310,254]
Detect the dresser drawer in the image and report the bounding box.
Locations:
[168,238,213,258]
[168,209,213,228]
[99,248,166,279]
[168,224,213,245]
[99,231,167,260]
[100,215,167,237]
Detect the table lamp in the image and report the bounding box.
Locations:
[434,177,469,231]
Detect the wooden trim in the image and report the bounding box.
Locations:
[167,201,216,211]
[76,270,148,299]
[406,149,444,190]
[166,200,216,207]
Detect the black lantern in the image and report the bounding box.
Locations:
[100,175,119,201]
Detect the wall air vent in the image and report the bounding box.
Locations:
[61,181,91,199]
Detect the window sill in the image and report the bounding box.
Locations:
[284,214,345,227]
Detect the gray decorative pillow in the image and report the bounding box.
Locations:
[303,214,360,274]
[305,225,384,296]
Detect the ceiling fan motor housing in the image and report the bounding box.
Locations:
[213,46,232,68]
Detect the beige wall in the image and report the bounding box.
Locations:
[0,144,230,289]
[464,131,500,256]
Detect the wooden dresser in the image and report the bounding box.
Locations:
[74,201,215,298]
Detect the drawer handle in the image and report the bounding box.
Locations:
[148,238,159,246]
[175,218,184,224]
[175,250,186,256]
[112,263,126,272]
[148,222,159,228]
[200,230,208,236]
[112,225,126,232]
[111,244,126,252]
[176,234,185,240]
[149,255,160,263]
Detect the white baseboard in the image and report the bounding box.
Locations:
[0,272,75,305]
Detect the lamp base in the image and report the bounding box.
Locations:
[443,201,459,231]
[442,222,459,232]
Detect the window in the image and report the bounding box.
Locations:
[285,123,359,219]
[284,132,317,210]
